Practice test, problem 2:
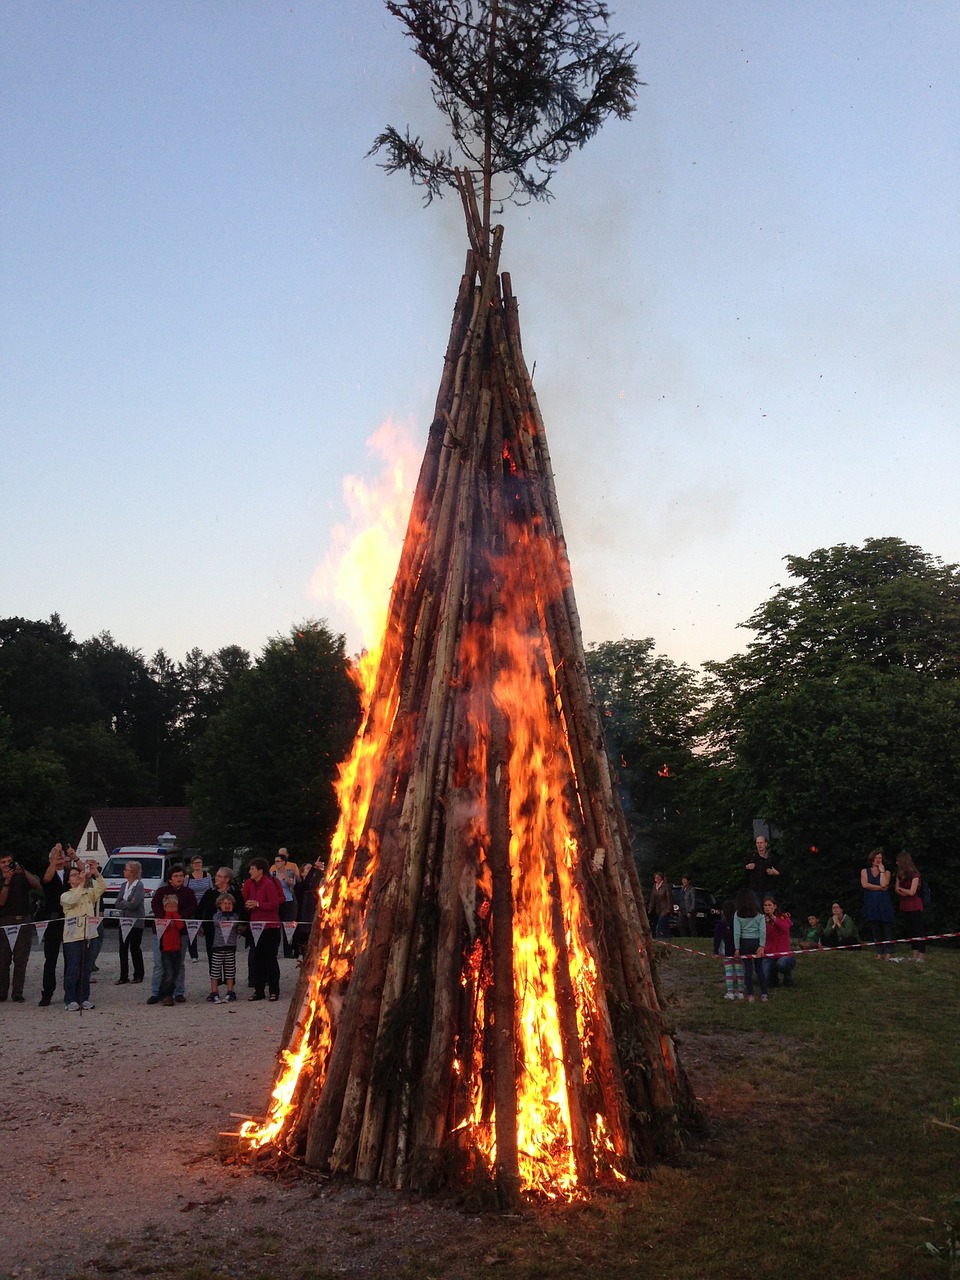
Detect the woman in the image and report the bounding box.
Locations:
[821,902,859,949]
[115,859,146,984]
[186,857,213,960]
[861,848,895,958]
[242,857,285,1001]
[60,861,105,1010]
[647,872,673,939]
[894,852,925,963]
[733,888,768,1002]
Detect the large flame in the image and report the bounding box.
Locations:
[244,448,619,1195]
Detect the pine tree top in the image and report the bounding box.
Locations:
[369,1,641,246]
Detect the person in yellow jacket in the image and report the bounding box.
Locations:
[60,861,104,1011]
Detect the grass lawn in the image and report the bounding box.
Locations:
[449,941,960,1280]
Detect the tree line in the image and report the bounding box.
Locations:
[0,616,359,866]
[2,535,957,919]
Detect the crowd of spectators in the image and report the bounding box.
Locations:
[0,845,325,1011]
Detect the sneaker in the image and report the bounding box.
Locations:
[747,995,756,1003]
[65,1002,80,1012]
[224,991,237,1003]
[735,992,745,1001]
[174,995,186,1003]
[206,993,220,1004]
[161,996,175,1006]
[192,956,200,963]
[146,996,160,1005]
[38,996,52,1007]
[723,992,736,1001]
[82,1000,95,1010]
[760,995,768,1003]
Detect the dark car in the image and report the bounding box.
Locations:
[670,885,721,937]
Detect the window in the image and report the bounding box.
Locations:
[86,832,99,852]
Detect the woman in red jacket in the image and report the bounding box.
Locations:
[242,857,285,1001]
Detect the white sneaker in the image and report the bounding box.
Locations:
[81,1000,95,1010]
[735,992,745,1000]
[65,1002,80,1012]
[723,992,736,1000]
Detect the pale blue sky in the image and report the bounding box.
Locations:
[2,1,958,670]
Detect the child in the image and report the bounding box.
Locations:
[208,892,240,1004]
[733,888,768,1003]
[713,900,745,1001]
[157,894,186,1007]
[801,914,822,951]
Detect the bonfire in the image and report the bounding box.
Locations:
[239,0,698,1203]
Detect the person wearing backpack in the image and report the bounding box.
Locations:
[895,852,926,963]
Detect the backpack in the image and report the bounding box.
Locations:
[918,879,932,910]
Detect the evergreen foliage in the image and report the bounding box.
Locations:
[370,0,640,226]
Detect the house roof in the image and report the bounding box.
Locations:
[87,807,195,854]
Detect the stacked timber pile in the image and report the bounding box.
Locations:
[242,181,698,1203]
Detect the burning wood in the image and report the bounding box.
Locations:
[238,177,698,1201]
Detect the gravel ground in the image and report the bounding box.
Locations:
[1,932,497,1280]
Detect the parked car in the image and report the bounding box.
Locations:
[99,847,183,921]
[669,885,721,936]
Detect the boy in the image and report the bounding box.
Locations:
[157,894,185,1007]
[208,892,240,1004]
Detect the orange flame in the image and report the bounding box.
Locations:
[245,484,619,1195]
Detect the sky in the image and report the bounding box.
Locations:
[2,1,959,673]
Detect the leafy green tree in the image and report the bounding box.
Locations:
[0,715,72,866]
[371,0,640,239]
[705,537,960,915]
[586,638,717,877]
[189,622,360,862]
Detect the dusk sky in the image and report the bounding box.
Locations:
[3,1,958,672]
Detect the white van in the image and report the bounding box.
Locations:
[99,846,185,920]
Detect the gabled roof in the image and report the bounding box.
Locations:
[87,806,194,855]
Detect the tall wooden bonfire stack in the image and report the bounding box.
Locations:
[247,184,696,1201]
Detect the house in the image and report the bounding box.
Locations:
[76,807,195,867]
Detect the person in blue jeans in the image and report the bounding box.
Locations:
[733,888,768,1002]
[146,866,197,1003]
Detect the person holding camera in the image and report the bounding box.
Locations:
[38,843,81,1006]
[0,853,42,1003]
[60,860,105,1011]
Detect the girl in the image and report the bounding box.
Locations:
[733,888,767,1002]
[713,900,745,1000]
[894,852,925,963]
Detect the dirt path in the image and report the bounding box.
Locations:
[1,934,493,1280]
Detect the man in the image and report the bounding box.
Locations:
[647,871,673,939]
[146,865,197,1004]
[38,842,80,1006]
[677,875,697,937]
[745,835,780,900]
[0,853,42,1002]
[270,848,300,959]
